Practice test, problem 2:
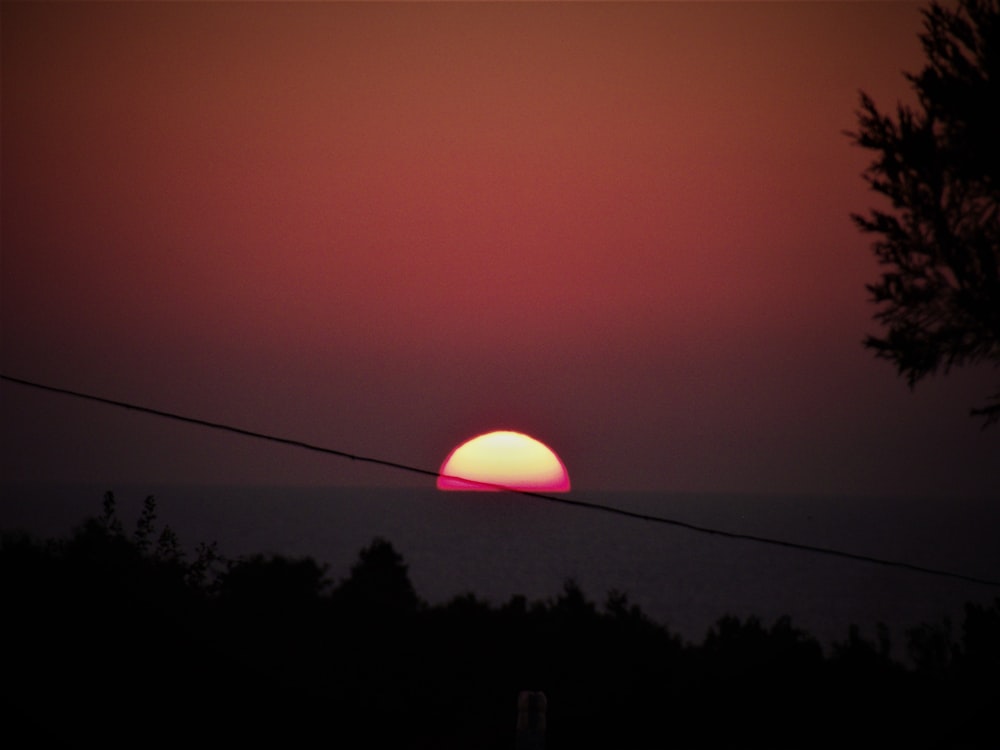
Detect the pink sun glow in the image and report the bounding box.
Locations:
[437,430,571,492]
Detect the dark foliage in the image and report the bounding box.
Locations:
[849,0,1000,424]
[3,493,998,748]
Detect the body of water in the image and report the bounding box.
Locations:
[3,481,999,652]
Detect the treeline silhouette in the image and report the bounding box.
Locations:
[3,493,997,748]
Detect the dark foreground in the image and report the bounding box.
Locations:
[3,494,997,748]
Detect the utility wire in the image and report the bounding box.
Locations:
[3,372,999,588]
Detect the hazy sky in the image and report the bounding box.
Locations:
[3,1,997,497]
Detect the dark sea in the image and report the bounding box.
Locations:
[3,482,999,654]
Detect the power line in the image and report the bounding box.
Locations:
[3,372,999,588]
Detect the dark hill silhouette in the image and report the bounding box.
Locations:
[2,492,997,747]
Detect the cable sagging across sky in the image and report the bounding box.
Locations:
[2,373,998,588]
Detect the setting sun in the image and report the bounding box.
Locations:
[437,430,571,492]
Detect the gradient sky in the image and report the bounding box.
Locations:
[3,1,997,497]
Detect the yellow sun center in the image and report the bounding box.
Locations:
[437,430,570,492]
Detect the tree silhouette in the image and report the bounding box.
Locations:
[5,491,999,746]
[849,0,1000,424]
[334,536,421,617]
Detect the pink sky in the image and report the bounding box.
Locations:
[2,1,997,496]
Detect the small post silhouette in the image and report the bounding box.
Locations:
[516,691,546,750]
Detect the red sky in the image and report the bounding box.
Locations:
[2,1,997,497]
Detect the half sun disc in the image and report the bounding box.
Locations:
[437,430,571,492]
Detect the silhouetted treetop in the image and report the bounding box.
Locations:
[334,536,421,616]
[849,0,1000,424]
